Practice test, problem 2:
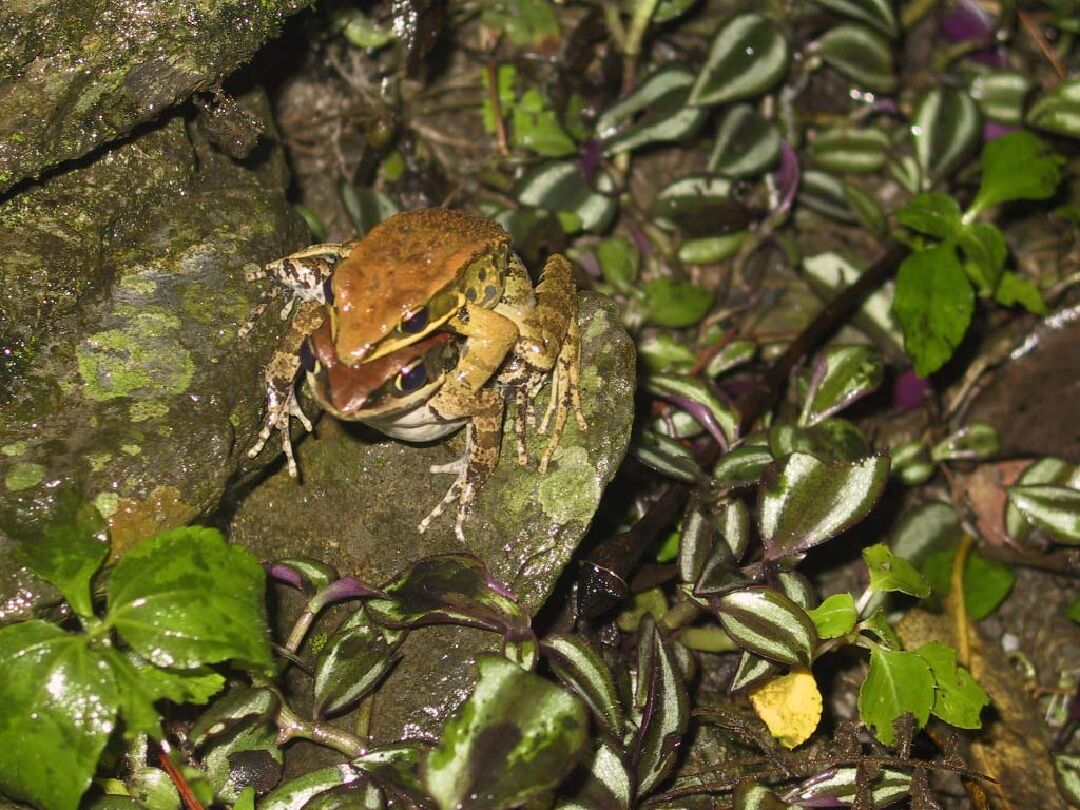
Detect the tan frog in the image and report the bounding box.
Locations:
[244,208,587,538]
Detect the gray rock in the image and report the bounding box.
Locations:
[0,0,309,193]
[229,292,636,742]
[0,92,307,620]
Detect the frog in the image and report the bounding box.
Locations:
[243,208,587,538]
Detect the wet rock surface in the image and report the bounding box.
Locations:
[0,92,307,619]
[0,0,309,193]
[229,292,636,742]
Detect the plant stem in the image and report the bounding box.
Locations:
[274,700,368,758]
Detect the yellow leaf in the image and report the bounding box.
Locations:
[748,667,823,748]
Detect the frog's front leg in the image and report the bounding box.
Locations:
[246,301,325,477]
[240,242,354,336]
[420,386,505,542]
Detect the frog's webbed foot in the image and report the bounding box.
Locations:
[247,382,313,478]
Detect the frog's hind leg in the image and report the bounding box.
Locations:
[538,317,587,473]
[420,387,504,541]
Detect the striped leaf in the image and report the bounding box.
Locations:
[679,232,748,265]
[314,607,403,717]
[260,765,364,810]
[930,421,999,461]
[808,0,898,38]
[970,71,1033,125]
[598,65,707,154]
[800,345,884,425]
[814,23,897,94]
[1007,484,1080,544]
[631,616,690,796]
[689,14,790,106]
[554,741,631,810]
[678,500,715,585]
[912,87,981,185]
[798,170,860,222]
[776,571,816,610]
[705,339,757,377]
[785,767,912,808]
[541,634,626,741]
[713,445,773,489]
[730,651,778,692]
[1028,78,1080,138]
[515,160,618,233]
[714,588,818,666]
[768,419,872,464]
[635,431,704,483]
[651,173,748,235]
[647,373,738,447]
[352,743,431,807]
[733,781,788,810]
[716,498,750,561]
[708,105,781,177]
[1005,459,1080,544]
[758,451,890,559]
[424,654,588,810]
[810,127,891,174]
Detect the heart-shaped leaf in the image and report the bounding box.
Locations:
[758,452,890,559]
[912,87,981,185]
[598,65,707,154]
[1005,459,1080,544]
[810,127,891,174]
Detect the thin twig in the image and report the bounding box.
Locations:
[1018,11,1067,80]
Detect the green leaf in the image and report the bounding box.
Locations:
[512,89,577,157]
[481,64,517,135]
[801,345,884,425]
[809,127,891,174]
[365,553,529,634]
[713,446,773,489]
[892,245,974,376]
[635,430,704,483]
[896,192,963,239]
[968,131,1063,218]
[651,174,746,236]
[808,593,858,639]
[858,647,935,745]
[921,547,1015,620]
[1006,484,1080,544]
[14,494,108,619]
[957,223,1006,292]
[314,607,403,717]
[912,87,981,185]
[787,766,911,807]
[1068,596,1080,624]
[106,526,272,671]
[595,235,639,293]
[540,633,625,741]
[1005,459,1080,544]
[714,588,818,666]
[971,71,1033,125]
[689,14,789,106]
[104,649,224,737]
[1027,77,1080,138]
[642,278,714,327]
[631,616,690,795]
[598,65,707,155]
[424,654,587,810]
[353,743,432,807]
[808,0,898,37]
[555,740,631,810]
[930,421,999,462]
[128,767,180,810]
[259,766,362,810]
[647,373,738,446]
[729,652,779,692]
[481,0,560,48]
[515,160,618,233]
[814,23,897,94]
[914,642,988,729]
[995,271,1047,314]
[758,451,890,559]
[863,543,931,598]
[0,621,118,810]
[708,105,781,178]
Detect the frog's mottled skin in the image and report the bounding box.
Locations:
[244,208,586,539]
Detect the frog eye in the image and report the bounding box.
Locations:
[401,307,429,334]
[397,362,428,392]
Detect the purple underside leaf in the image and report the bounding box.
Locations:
[940,0,994,44]
[266,563,304,590]
[312,577,386,609]
[773,140,800,215]
[665,394,730,449]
